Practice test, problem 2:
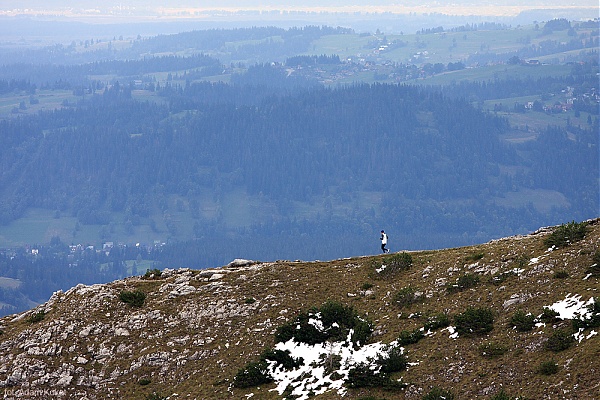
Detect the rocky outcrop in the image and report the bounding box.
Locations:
[0,221,598,399]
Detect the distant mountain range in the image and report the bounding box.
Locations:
[1,5,597,44]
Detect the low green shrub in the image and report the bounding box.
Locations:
[447,273,480,293]
[274,300,373,347]
[119,290,147,307]
[27,310,46,324]
[377,343,408,374]
[345,343,408,389]
[423,313,450,331]
[465,251,485,262]
[397,329,424,346]
[261,348,303,370]
[537,360,559,375]
[345,363,390,389]
[479,341,508,358]
[377,252,413,278]
[138,378,151,386]
[244,297,256,304]
[345,361,406,390]
[587,250,600,277]
[539,307,560,323]
[545,328,574,352]
[454,307,494,337]
[234,349,303,389]
[553,270,569,279]
[361,282,374,290]
[543,220,588,249]
[422,387,455,400]
[510,310,536,332]
[233,360,273,388]
[393,286,424,309]
[143,268,162,279]
[572,298,600,330]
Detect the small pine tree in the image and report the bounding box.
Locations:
[510,310,536,332]
[454,307,494,337]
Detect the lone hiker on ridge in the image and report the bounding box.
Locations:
[380,230,389,253]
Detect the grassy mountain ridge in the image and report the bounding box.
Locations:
[0,218,598,399]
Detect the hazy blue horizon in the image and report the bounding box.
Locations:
[1,1,596,40]
[1,0,597,17]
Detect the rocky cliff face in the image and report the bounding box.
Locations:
[0,220,598,400]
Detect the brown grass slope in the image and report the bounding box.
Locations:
[0,219,598,400]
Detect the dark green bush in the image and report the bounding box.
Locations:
[423,313,450,331]
[345,363,390,389]
[361,282,374,290]
[537,360,559,375]
[378,252,413,278]
[345,361,406,390]
[510,310,536,332]
[344,343,409,389]
[119,290,147,307]
[234,349,303,389]
[397,329,425,346]
[244,297,256,304]
[465,251,485,262]
[540,307,560,323]
[377,344,408,374]
[572,298,600,330]
[447,273,480,293]
[274,313,322,345]
[587,250,600,276]
[553,270,569,279]
[479,341,508,358]
[351,317,375,347]
[543,220,588,249]
[27,310,46,324]
[261,348,303,370]
[233,360,273,388]
[545,328,574,352]
[143,268,162,279]
[393,286,423,309]
[454,307,494,337]
[422,387,455,400]
[138,378,151,386]
[274,300,373,347]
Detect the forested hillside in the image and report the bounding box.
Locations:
[0,21,597,316]
[1,81,597,249]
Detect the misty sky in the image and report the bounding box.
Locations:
[1,0,597,16]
